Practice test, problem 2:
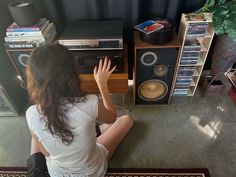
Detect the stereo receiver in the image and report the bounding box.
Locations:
[73,50,124,74]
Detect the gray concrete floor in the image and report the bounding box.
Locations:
[0,87,236,177]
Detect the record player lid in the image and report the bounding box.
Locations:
[60,20,123,40]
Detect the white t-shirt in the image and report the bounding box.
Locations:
[26,95,108,177]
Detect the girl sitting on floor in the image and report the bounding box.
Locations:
[25,44,133,177]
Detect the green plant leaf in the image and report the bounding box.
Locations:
[195,0,215,13]
[215,0,227,5]
[229,2,236,11]
[205,0,216,7]
[213,14,226,35]
[225,12,236,41]
[213,5,229,14]
[212,6,229,35]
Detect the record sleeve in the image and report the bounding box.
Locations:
[134,20,164,34]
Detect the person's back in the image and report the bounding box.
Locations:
[26,95,108,176]
[25,44,133,177]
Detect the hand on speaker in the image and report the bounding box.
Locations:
[93,57,116,89]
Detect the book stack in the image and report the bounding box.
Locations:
[4,18,57,49]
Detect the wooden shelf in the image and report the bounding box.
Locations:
[173,13,215,96]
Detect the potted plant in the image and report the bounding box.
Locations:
[197,0,236,74]
[198,0,236,40]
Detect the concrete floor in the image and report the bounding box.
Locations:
[0,88,236,177]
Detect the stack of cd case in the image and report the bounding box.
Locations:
[180,59,198,65]
[186,22,208,37]
[182,51,200,58]
[174,65,195,96]
[180,39,202,66]
[183,39,201,51]
[173,87,189,96]
[175,77,193,86]
[177,66,195,76]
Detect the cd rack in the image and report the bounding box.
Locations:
[172,13,215,96]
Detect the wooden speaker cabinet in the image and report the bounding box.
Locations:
[134,32,181,105]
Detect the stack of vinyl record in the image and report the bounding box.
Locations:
[4,18,57,49]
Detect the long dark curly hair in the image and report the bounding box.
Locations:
[26,44,86,145]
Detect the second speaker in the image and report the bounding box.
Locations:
[134,32,180,105]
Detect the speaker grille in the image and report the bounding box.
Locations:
[135,48,178,104]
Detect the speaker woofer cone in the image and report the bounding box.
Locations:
[138,79,168,101]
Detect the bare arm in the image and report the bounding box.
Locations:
[30,131,50,157]
[93,57,116,123]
